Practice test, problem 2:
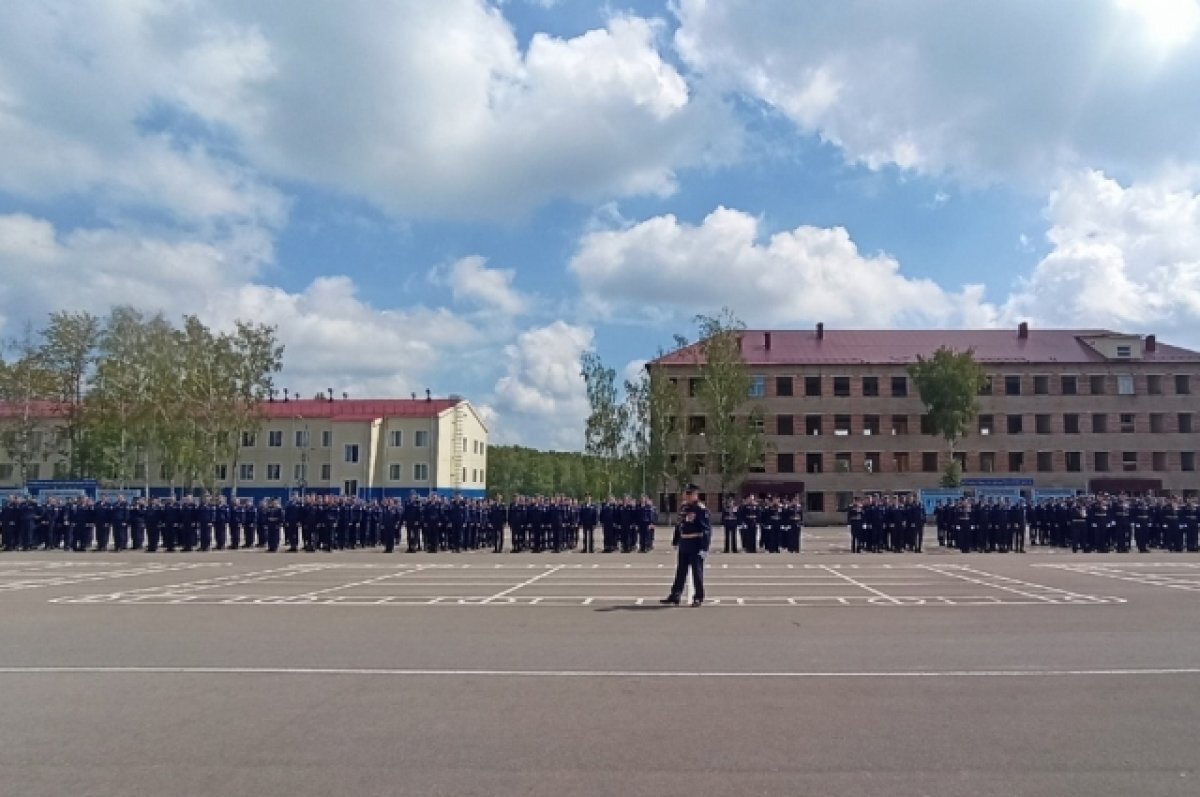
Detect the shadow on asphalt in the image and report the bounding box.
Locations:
[592,604,677,613]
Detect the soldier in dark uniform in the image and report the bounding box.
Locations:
[738,496,758,554]
[637,496,656,553]
[111,496,131,552]
[661,485,711,607]
[721,497,739,554]
[848,497,864,553]
[577,496,596,554]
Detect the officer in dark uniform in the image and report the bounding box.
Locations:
[721,497,740,554]
[661,485,711,607]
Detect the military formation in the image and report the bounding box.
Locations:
[4,490,1200,556]
[928,494,1200,554]
[0,493,662,555]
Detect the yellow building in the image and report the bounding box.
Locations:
[0,397,489,500]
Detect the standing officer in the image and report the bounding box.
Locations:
[721,496,740,554]
[578,496,597,554]
[661,485,711,607]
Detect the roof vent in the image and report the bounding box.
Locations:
[816,322,825,340]
[1018,321,1029,340]
[1146,334,1157,353]
[764,332,772,351]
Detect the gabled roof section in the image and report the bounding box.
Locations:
[648,328,1200,367]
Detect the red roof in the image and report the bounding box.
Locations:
[650,329,1200,367]
[261,398,459,420]
[0,398,461,421]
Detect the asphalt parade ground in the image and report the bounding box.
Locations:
[2,527,1199,797]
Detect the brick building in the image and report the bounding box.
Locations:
[648,324,1200,523]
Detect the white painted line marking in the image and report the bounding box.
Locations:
[0,666,1197,679]
[480,564,564,604]
[820,564,900,604]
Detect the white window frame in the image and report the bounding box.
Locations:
[344,443,360,464]
[388,463,403,482]
[241,431,257,448]
[267,430,283,448]
[1117,374,1135,395]
[293,463,306,482]
[389,430,403,448]
[266,463,282,482]
[415,430,429,448]
[320,463,331,481]
[239,463,255,482]
[295,430,310,448]
[321,430,332,447]
[413,462,429,482]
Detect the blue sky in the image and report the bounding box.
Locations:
[2,0,1200,448]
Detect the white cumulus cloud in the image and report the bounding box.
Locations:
[492,321,594,449]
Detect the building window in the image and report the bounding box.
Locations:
[1033,375,1050,395]
[293,463,306,482]
[412,430,428,448]
[777,453,795,474]
[1120,413,1135,433]
[862,377,879,397]
[388,463,402,481]
[804,376,821,397]
[777,415,794,436]
[214,464,228,481]
[834,415,851,436]
[1180,413,1193,433]
[1122,452,1137,472]
[1183,452,1196,472]
[836,492,854,512]
[775,376,793,397]
[749,454,767,474]
[241,431,257,448]
[862,415,880,436]
[893,452,910,473]
[864,452,881,474]
[266,463,281,482]
[320,464,331,481]
[806,492,825,512]
[806,453,823,474]
[1117,374,1135,395]
[920,414,935,435]
[268,430,283,448]
[321,430,332,447]
[1176,375,1192,395]
[748,376,765,398]
[805,415,822,436]
[1148,375,1164,395]
[0,463,13,481]
[1089,375,1106,395]
[688,377,702,397]
[1004,375,1022,396]
[1094,452,1109,472]
[952,451,968,473]
[1064,414,1080,434]
[835,452,852,473]
[344,444,360,463]
[1116,345,1132,359]
[1092,414,1108,434]
[922,452,939,473]
[1152,452,1167,471]
[134,462,147,480]
[389,430,403,447]
[1036,452,1053,472]
[979,452,995,473]
[413,463,429,481]
[462,467,468,483]
[978,414,993,436]
[1035,414,1052,434]
[1150,413,1166,433]
[1008,452,1025,473]
[239,463,254,482]
[833,377,850,397]
[687,416,706,435]
[891,376,908,397]
[1007,415,1023,434]
[1061,375,1078,395]
[892,415,909,435]
[294,430,310,448]
[1065,452,1082,472]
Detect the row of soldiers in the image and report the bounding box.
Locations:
[930,494,1200,554]
[847,495,928,553]
[0,493,662,556]
[719,496,806,553]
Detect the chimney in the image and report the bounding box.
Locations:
[1146,334,1157,353]
[1018,321,1029,340]
[764,332,772,351]
[816,322,825,340]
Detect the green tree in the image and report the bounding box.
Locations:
[690,309,766,499]
[580,352,629,496]
[908,346,988,487]
[0,325,58,484]
[39,311,102,478]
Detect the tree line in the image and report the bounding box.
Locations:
[0,308,282,495]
